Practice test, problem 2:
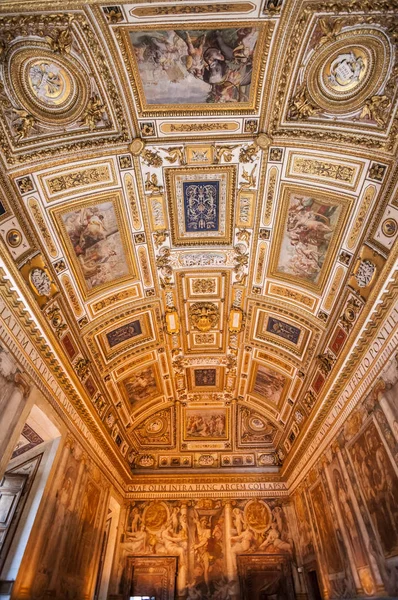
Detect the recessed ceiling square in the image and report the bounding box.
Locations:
[165,165,236,246]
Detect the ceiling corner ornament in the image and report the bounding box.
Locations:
[287,20,393,130]
[190,302,219,332]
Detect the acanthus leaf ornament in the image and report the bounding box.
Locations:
[359,95,391,127]
[316,351,336,376]
[45,25,73,54]
[288,86,320,120]
[160,146,186,166]
[212,144,238,164]
[239,143,259,163]
[80,94,107,130]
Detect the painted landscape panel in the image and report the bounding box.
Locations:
[277,193,342,284]
[129,27,260,106]
[60,200,128,291]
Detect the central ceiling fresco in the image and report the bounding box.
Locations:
[0,0,397,485]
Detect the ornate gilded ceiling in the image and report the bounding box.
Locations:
[0,0,397,488]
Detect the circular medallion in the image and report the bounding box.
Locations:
[145,418,164,434]
[129,138,145,156]
[344,306,356,323]
[143,501,169,531]
[28,60,72,107]
[138,454,155,468]
[323,49,368,94]
[382,218,397,238]
[8,45,89,126]
[198,454,215,466]
[306,29,390,115]
[248,415,267,431]
[244,499,272,532]
[7,229,22,247]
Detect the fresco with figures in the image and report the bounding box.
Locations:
[56,199,130,292]
[129,27,260,106]
[116,498,292,599]
[292,362,398,598]
[276,193,342,284]
[348,420,398,558]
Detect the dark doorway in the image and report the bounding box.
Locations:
[307,569,322,600]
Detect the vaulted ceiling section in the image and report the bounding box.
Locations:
[0,0,397,487]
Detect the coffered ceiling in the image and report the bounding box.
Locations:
[0,0,397,486]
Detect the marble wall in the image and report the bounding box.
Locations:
[292,355,398,599]
[11,435,111,600]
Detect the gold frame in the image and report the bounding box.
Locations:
[51,191,136,300]
[249,360,291,410]
[183,405,230,441]
[165,165,236,246]
[147,194,168,231]
[286,151,363,191]
[38,159,117,202]
[187,366,224,391]
[119,361,164,409]
[117,21,271,117]
[255,310,310,357]
[97,311,154,361]
[268,184,351,294]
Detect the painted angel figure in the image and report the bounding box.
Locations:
[232,507,246,535]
